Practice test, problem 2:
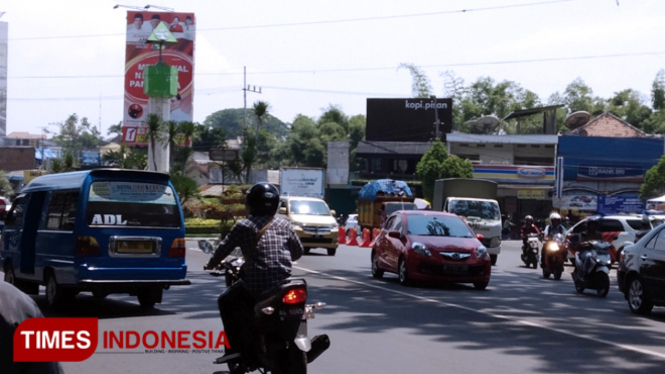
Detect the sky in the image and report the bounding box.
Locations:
[2,0,665,138]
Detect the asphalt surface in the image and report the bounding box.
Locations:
[14,240,665,373]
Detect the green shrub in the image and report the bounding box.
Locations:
[185,218,235,236]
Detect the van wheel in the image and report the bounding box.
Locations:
[138,288,162,309]
[327,248,337,256]
[46,273,69,308]
[490,255,497,266]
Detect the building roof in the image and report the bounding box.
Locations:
[356,141,432,155]
[447,133,559,144]
[567,112,646,138]
[503,105,564,120]
[6,132,45,140]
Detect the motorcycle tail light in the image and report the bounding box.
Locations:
[283,288,307,304]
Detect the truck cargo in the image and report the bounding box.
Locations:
[433,178,502,265]
[279,168,325,199]
[357,179,416,230]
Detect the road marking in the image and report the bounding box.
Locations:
[294,265,665,360]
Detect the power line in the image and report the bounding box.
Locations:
[4,0,574,42]
[9,50,664,80]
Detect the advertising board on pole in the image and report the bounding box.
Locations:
[122,11,195,146]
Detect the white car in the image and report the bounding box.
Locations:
[344,214,360,235]
[565,215,643,264]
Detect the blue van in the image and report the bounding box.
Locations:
[0,169,189,308]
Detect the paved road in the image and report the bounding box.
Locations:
[35,240,665,373]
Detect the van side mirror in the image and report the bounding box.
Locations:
[388,231,401,239]
[279,207,287,215]
[330,210,336,217]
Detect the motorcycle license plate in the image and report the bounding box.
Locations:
[443,265,468,275]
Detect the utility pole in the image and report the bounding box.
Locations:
[242,66,262,133]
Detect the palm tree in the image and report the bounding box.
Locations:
[63,153,76,172]
[178,121,196,147]
[144,113,165,171]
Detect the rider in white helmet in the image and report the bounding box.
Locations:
[543,212,566,240]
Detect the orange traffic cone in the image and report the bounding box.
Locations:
[338,226,346,245]
[360,228,371,247]
[347,228,359,246]
[370,228,381,246]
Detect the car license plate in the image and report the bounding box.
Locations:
[117,241,155,254]
[443,265,468,275]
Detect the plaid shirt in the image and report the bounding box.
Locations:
[208,215,303,296]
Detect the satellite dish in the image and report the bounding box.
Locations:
[565,111,590,129]
[471,115,500,134]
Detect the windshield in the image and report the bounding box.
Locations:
[448,200,500,221]
[406,215,475,238]
[289,200,331,216]
[385,203,417,215]
[86,181,181,228]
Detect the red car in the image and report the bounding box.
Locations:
[371,210,491,289]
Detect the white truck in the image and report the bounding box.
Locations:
[279,168,325,199]
[432,178,502,265]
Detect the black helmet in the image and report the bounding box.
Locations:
[246,182,280,216]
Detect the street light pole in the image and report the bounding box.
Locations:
[430,95,440,140]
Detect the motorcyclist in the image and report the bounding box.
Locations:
[520,215,541,248]
[577,217,603,280]
[204,182,304,363]
[543,212,566,240]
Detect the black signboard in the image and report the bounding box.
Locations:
[366,98,453,142]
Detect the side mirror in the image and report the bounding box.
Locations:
[279,207,287,215]
[388,231,401,239]
[330,210,336,217]
[476,233,484,240]
[198,240,214,254]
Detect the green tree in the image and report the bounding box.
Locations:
[652,69,665,110]
[203,108,288,139]
[53,113,102,158]
[398,63,432,98]
[144,113,165,171]
[416,139,473,201]
[640,155,665,199]
[606,89,652,130]
[170,174,200,204]
[107,121,123,140]
[0,171,14,197]
[193,124,226,152]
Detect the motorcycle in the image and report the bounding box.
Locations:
[540,233,566,280]
[198,240,244,287]
[198,241,331,374]
[521,233,540,268]
[571,240,612,297]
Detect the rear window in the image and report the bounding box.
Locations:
[626,219,644,230]
[599,219,625,232]
[406,215,474,238]
[86,181,180,228]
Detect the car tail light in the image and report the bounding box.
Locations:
[168,238,186,258]
[76,236,101,257]
[282,288,307,304]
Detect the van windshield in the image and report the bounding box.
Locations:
[385,202,417,215]
[289,200,331,216]
[448,200,500,221]
[86,181,180,228]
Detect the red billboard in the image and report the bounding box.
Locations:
[123,11,195,145]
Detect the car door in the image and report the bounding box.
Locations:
[385,214,405,272]
[375,216,395,271]
[599,218,624,260]
[639,228,665,301]
[2,195,26,275]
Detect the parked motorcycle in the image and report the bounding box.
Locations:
[571,240,612,297]
[540,233,566,280]
[521,233,540,268]
[198,241,331,374]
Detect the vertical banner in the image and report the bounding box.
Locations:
[555,157,564,199]
[123,11,195,145]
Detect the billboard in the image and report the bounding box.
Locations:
[366,98,453,142]
[122,11,195,145]
[0,22,7,138]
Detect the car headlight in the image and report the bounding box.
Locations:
[475,245,489,259]
[412,242,431,257]
[547,242,559,251]
[292,222,304,230]
[330,223,339,230]
[490,236,501,248]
